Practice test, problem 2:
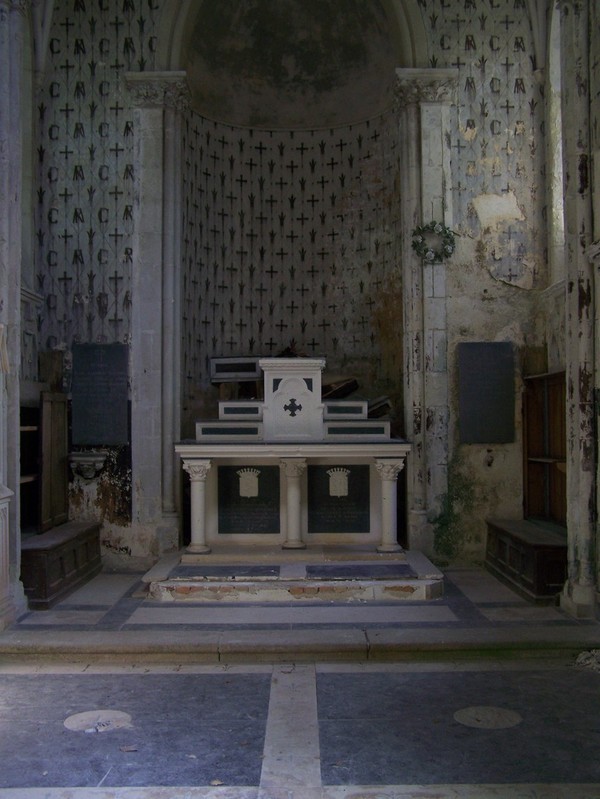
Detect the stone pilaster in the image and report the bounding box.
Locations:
[0,0,29,628]
[395,68,458,555]
[556,1,596,617]
[123,72,189,550]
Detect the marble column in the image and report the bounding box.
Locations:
[375,459,405,553]
[280,458,307,549]
[183,460,212,554]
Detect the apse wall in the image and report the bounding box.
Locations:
[180,110,402,421]
[34,0,546,407]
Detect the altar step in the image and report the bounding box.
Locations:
[143,548,443,604]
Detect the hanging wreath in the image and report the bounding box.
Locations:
[411,221,456,262]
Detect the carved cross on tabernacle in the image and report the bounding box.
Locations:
[284,398,302,417]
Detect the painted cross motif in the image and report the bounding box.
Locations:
[284,398,303,417]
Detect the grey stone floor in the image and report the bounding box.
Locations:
[1,659,600,798]
[1,566,600,796]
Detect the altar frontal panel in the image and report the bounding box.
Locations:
[307,465,370,533]
[218,465,280,534]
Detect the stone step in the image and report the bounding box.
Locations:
[146,552,443,604]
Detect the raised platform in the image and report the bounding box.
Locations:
[144,546,443,603]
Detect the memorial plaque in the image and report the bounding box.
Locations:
[307,465,370,533]
[71,344,129,446]
[457,342,515,444]
[218,465,280,534]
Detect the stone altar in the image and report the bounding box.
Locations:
[176,358,410,553]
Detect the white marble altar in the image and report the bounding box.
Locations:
[176,358,410,553]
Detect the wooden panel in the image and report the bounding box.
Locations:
[40,392,68,532]
[523,373,566,526]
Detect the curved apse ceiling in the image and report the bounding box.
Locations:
[183,0,407,129]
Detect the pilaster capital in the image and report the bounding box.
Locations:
[555,0,583,14]
[374,458,405,480]
[586,240,600,264]
[123,71,190,111]
[395,68,459,107]
[182,459,211,481]
[279,458,307,478]
[0,0,28,18]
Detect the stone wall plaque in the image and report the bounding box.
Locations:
[307,465,370,533]
[218,465,280,534]
[71,344,129,446]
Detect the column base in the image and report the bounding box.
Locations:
[282,540,307,550]
[186,543,211,555]
[377,543,403,553]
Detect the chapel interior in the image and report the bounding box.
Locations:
[0,0,599,627]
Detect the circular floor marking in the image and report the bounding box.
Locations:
[453,705,522,729]
[64,709,133,733]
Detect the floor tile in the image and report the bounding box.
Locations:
[60,574,143,606]
[0,673,270,789]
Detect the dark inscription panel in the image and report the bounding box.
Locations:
[308,465,370,533]
[71,344,129,446]
[458,342,515,444]
[218,465,280,534]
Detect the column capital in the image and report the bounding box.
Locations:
[374,458,405,480]
[279,458,307,478]
[182,459,211,481]
[395,68,459,107]
[123,71,190,111]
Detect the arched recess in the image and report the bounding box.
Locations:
[155,0,429,75]
[124,1,459,554]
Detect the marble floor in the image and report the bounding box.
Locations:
[1,565,600,797]
[1,659,600,798]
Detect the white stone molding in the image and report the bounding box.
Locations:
[374,458,405,553]
[123,71,190,110]
[280,458,307,549]
[182,459,212,554]
[395,68,459,107]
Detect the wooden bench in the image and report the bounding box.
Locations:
[21,521,102,609]
[485,518,567,602]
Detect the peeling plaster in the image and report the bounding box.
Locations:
[472,192,525,229]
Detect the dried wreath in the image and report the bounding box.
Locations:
[411,221,456,261]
